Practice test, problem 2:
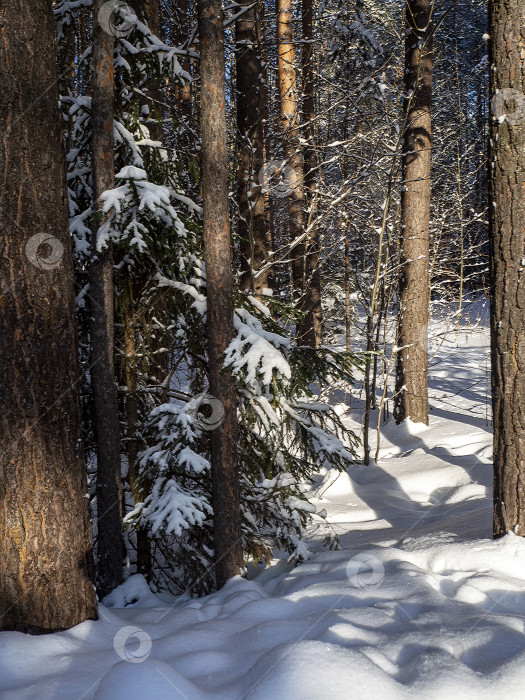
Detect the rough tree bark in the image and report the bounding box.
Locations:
[236,0,272,294]
[276,0,314,346]
[394,0,433,425]
[0,0,97,632]
[489,0,525,538]
[89,0,123,597]
[301,0,323,346]
[197,0,244,587]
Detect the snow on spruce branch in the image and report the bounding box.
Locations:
[122,267,360,588]
[96,165,186,253]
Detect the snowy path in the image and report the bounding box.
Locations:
[3,317,525,699]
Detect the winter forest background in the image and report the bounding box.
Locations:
[1,0,525,697]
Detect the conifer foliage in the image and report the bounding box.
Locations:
[5,0,515,637]
[53,0,360,597]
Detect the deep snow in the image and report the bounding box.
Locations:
[3,309,525,699]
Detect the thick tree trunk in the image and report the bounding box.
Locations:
[197,0,243,588]
[276,0,314,345]
[394,0,433,425]
[0,0,97,632]
[90,0,123,598]
[489,0,525,538]
[236,1,272,295]
[301,0,322,346]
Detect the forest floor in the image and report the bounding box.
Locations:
[3,301,525,699]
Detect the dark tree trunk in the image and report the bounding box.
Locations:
[394,0,433,425]
[344,228,352,354]
[341,111,352,355]
[90,0,123,598]
[139,0,161,32]
[301,0,322,347]
[489,0,525,538]
[276,0,314,346]
[130,0,163,142]
[123,0,162,579]
[236,1,272,295]
[0,0,97,632]
[197,0,243,588]
[171,0,193,109]
[120,282,151,577]
[143,0,163,145]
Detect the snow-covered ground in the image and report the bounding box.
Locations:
[3,309,525,699]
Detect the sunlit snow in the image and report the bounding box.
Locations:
[3,311,525,699]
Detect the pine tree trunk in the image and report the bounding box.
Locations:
[276,0,314,346]
[489,0,525,538]
[0,0,97,632]
[90,0,123,598]
[301,0,322,347]
[394,0,433,425]
[197,0,243,588]
[236,1,271,295]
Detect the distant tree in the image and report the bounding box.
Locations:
[130,0,163,142]
[276,0,314,346]
[302,0,323,346]
[489,0,525,537]
[89,0,124,597]
[121,0,164,581]
[394,0,433,425]
[197,0,244,587]
[236,0,272,295]
[0,0,97,632]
